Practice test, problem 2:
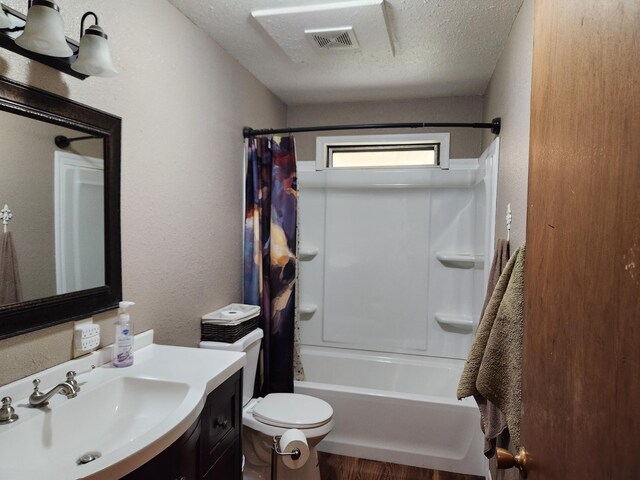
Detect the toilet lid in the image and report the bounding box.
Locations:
[252,393,333,429]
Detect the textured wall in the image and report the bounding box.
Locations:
[287,96,484,161]
[481,1,533,478]
[482,0,533,249]
[2,117,64,301]
[0,0,286,386]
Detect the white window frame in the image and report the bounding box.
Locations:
[315,132,451,170]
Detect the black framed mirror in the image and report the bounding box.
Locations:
[0,75,121,340]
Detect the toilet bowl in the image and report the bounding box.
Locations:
[201,328,334,479]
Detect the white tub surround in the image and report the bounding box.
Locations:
[0,330,245,480]
[295,346,485,476]
[298,140,499,361]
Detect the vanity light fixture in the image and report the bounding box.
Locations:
[14,0,72,57]
[0,2,117,79]
[71,12,117,77]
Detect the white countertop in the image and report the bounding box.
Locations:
[0,330,245,480]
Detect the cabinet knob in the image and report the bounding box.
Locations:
[214,417,229,429]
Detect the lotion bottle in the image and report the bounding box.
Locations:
[113,301,135,367]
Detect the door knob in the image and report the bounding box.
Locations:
[496,447,530,477]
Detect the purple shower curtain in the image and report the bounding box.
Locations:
[243,136,297,395]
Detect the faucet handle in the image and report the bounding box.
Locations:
[0,396,18,424]
[66,371,79,392]
[32,379,41,392]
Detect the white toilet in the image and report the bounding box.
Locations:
[201,328,334,479]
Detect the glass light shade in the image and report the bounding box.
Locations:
[14,2,72,57]
[0,5,13,29]
[71,26,118,77]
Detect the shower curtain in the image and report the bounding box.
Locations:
[243,136,298,395]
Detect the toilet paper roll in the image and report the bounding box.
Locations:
[279,428,309,470]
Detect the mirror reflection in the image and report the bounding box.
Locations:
[0,111,105,305]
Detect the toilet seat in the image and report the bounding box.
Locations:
[251,393,333,429]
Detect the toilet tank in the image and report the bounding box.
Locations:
[200,328,263,407]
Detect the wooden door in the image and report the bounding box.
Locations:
[522,1,640,478]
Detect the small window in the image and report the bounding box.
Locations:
[316,133,450,170]
[329,143,439,168]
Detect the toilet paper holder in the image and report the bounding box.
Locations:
[270,435,301,480]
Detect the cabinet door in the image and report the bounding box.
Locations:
[201,371,242,479]
[175,417,201,480]
[120,446,177,480]
[202,445,241,480]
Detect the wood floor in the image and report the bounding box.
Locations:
[318,453,483,480]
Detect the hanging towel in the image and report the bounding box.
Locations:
[457,245,525,453]
[472,237,511,455]
[0,231,23,304]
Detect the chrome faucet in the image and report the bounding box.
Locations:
[29,371,79,407]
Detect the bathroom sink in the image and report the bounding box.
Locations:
[0,376,189,478]
[0,332,246,480]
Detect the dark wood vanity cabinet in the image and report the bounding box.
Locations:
[121,370,242,480]
[200,370,242,479]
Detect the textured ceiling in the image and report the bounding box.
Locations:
[168,0,524,105]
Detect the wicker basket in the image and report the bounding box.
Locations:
[201,316,259,343]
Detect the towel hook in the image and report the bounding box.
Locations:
[1,204,12,233]
[506,203,512,242]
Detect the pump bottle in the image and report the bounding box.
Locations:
[113,301,135,367]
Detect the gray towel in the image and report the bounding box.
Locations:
[0,231,22,304]
[458,245,525,452]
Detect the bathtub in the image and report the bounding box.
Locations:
[294,345,486,477]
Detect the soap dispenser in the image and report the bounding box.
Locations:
[113,301,135,367]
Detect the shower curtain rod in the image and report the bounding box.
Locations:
[243,117,501,138]
[54,134,99,149]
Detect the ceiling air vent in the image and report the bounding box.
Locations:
[304,27,360,51]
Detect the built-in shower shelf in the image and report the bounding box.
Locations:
[299,246,319,261]
[300,303,318,317]
[436,252,484,269]
[434,313,474,331]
